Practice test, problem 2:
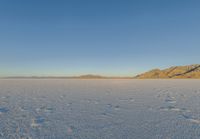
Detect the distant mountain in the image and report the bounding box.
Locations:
[0,74,132,79]
[2,65,200,79]
[77,75,132,79]
[135,64,200,79]
[1,75,105,79]
[78,74,105,79]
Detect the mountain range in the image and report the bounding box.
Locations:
[1,64,200,79]
[135,64,200,79]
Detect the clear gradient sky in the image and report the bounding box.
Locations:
[0,0,200,77]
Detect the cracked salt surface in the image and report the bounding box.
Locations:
[0,79,200,138]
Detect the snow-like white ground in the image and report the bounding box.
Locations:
[0,79,200,139]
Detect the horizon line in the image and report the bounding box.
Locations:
[0,74,135,79]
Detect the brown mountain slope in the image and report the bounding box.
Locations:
[135,64,200,79]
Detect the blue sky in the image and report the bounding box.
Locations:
[0,0,200,76]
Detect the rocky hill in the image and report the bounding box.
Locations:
[135,64,200,79]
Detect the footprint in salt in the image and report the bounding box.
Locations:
[31,116,46,128]
[60,94,66,99]
[160,106,174,111]
[0,107,9,114]
[44,107,53,113]
[19,106,28,112]
[159,105,190,113]
[101,112,107,117]
[129,98,135,102]
[119,98,134,102]
[165,95,176,104]
[106,104,112,108]
[36,106,54,113]
[1,96,10,99]
[181,114,200,124]
[188,118,200,124]
[1,96,10,104]
[180,108,190,112]
[100,111,114,118]
[67,102,72,107]
[114,105,120,111]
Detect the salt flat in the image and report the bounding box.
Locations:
[0,79,200,139]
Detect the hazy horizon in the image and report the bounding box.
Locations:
[1,0,200,77]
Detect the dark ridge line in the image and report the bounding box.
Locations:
[170,65,200,78]
[165,66,178,78]
[166,67,177,77]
